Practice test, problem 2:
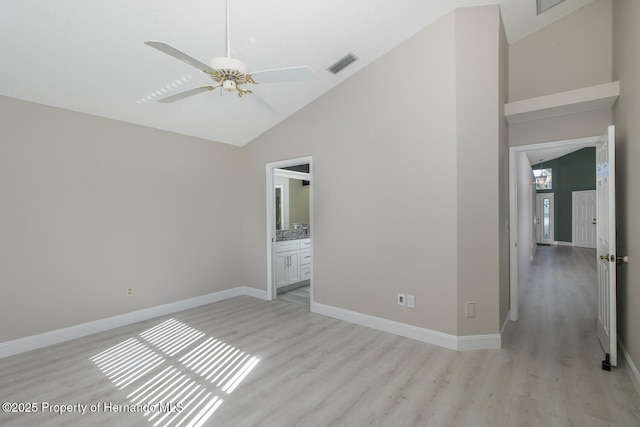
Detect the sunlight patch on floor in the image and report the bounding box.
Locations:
[90,318,260,426]
[140,319,205,356]
[179,337,260,393]
[90,337,165,389]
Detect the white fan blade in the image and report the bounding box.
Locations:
[245,92,277,114]
[157,86,214,103]
[250,66,314,84]
[145,41,215,73]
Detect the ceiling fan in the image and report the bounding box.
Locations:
[145,0,314,111]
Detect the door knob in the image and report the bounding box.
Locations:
[617,255,629,264]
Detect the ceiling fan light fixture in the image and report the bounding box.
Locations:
[222,77,237,91]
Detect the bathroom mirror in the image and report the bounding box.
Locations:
[274,166,310,231]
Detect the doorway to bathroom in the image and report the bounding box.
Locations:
[265,156,313,307]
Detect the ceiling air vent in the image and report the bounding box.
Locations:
[328,52,358,74]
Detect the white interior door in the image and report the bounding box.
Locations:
[596,125,617,369]
[536,193,554,244]
[573,190,597,248]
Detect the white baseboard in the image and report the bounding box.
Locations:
[311,302,501,351]
[240,286,269,301]
[553,241,574,247]
[458,334,502,351]
[1,288,502,359]
[618,338,640,396]
[0,286,266,359]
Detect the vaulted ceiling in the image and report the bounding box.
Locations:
[0,0,596,146]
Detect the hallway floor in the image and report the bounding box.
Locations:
[501,245,638,424]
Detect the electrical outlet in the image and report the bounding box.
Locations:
[465,301,475,318]
[397,293,406,306]
[407,295,415,309]
[127,287,133,296]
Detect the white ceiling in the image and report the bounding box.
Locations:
[0,0,597,146]
[526,146,584,165]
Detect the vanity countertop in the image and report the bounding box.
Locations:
[276,230,310,241]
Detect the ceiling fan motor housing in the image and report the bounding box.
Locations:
[210,56,248,75]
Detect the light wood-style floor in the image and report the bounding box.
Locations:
[278,284,310,306]
[1,246,639,426]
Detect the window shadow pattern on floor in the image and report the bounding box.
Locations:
[90,318,259,427]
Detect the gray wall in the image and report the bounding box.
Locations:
[242,5,507,337]
[242,9,460,335]
[455,6,509,335]
[0,97,244,342]
[509,0,613,148]
[509,0,612,101]
[612,0,640,384]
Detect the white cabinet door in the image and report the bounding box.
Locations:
[275,249,301,288]
[287,251,301,284]
[274,252,289,288]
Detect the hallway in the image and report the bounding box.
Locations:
[501,245,638,422]
[513,245,598,362]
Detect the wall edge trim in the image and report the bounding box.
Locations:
[500,309,512,337]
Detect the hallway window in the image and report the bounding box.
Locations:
[534,168,553,190]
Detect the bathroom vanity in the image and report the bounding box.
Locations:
[275,234,311,291]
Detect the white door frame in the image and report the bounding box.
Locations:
[509,136,598,321]
[266,156,313,302]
